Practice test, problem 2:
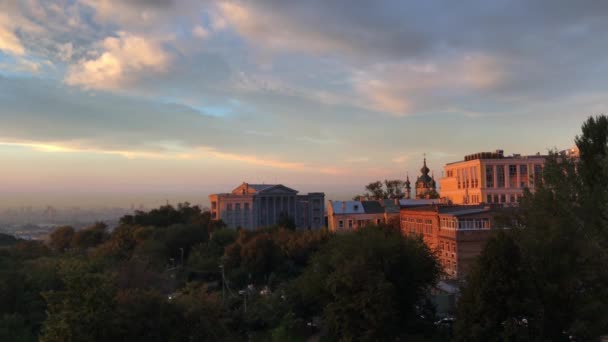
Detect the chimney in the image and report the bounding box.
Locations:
[342,201,346,213]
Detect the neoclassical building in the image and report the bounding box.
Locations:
[209,183,325,230]
[439,150,546,205]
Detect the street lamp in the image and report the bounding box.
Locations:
[238,290,247,313]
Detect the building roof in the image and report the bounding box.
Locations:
[446,150,548,165]
[329,201,366,214]
[439,207,491,217]
[402,204,493,217]
[247,184,278,191]
[361,201,385,214]
[380,199,400,213]
[399,199,441,207]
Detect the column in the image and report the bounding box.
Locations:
[516,164,521,188]
[493,165,497,189]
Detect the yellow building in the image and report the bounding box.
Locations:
[439,150,546,206]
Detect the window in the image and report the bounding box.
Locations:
[485,166,494,188]
[533,164,543,185]
[348,220,353,228]
[354,205,359,211]
[519,164,528,188]
[500,194,506,203]
[227,203,233,211]
[509,165,517,187]
[377,219,382,224]
[497,165,505,188]
[338,220,344,228]
[244,203,250,211]
[211,201,217,210]
[510,195,515,203]
[235,203,241,211]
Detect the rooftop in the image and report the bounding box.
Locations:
[446,150,547,165]
[329,201,366,215]
[361,201,385,214]
[402,204,494,217]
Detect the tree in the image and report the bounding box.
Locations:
[455,231,536,341]
[384,179,405,199]
[364,181,385,200]
[456,115,608,341]
[0,233,17,247]
[41,261,117,342]
[0,314,36,342]
[292,228,440,340]
[277,212,296,230]
[48,226,74,252]
[72,222,109,250]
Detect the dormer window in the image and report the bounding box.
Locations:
[354,205,359,211]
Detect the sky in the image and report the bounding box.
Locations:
[1,0,607,208]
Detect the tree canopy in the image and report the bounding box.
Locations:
[456,115,608,341]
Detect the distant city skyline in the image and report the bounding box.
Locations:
[1,0,601,208]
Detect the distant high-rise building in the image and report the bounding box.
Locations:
[439,150,546,206]
[209,182,324,230]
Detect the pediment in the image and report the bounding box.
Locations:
[258,184,298,194]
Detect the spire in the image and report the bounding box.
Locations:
[404,172,411,200]
[420,156,430,175]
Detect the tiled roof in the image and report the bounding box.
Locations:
[330,201,365,214]
[380,199,400,213]
[361,201,385,214]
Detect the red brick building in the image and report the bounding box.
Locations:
[400,205,503,279]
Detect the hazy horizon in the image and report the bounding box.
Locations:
[1,0,601,209]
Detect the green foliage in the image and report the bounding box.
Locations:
[384,179,406,199]
[291,228,441,341]
[456,115,608,341]
[222,228,331,288]
[277,212,296,230]
[48,226,74,252]
[0,314,36,342]
[0,233,18,246]
[71,222,109,250]
[454,232,535,341]
[119,202,221,229]
[42,260,117,342]
[365,180,385,199]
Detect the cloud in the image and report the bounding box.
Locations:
[0,76,357,175]
[353,54,506,115]
[0,139,346,175]
[0,26,25,55]
[192,25,210,39]
[65,32,171,90]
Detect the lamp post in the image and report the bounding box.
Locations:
[238,290,247,313]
